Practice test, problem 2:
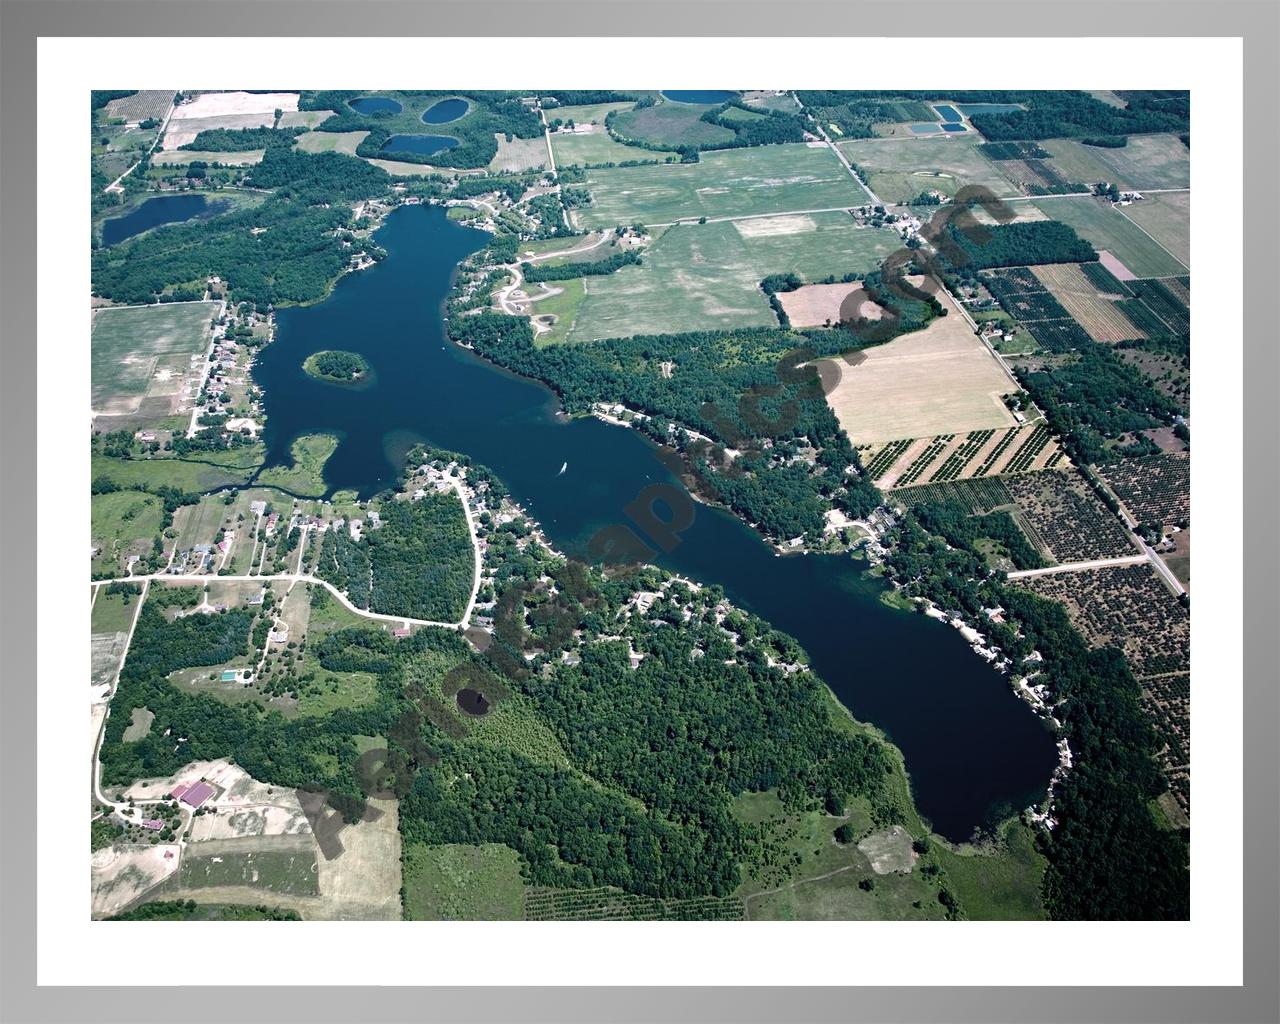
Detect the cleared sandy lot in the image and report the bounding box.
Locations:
[778,282,882,328]
[822,286,1017,443]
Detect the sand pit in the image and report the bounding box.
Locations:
[822,285,1017,443]
[92,843,181,918]
[857,825,916,875]
[733,213,817,238]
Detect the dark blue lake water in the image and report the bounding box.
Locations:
[422,98,469,124]
[349,96,403,115]
[380,134,460,156]
[101,194,228,246]
[662,90,739,105]
[250,204,1056,840]
[933,104,962,122]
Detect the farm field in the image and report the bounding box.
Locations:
[91,301,219,427]
[863,423,1065,490]
[560,213,900,343]
[1098,452,1190,527]
[102,90,174,123]
[550,127,666,167]
[162,91,298,149]
[1041,134,1190,191]
[837,136,1019,203]
[547,100,635,124]
[294,130,368,155]
[277,109,336,129]
[777,281,880,328]
[151,148,265,167]
[488,134,548,172]
[1030,196,1188,278]
[1005,469,1137,563]
[822,286,1018,444]
[1117,191,1191,270]
[1031,263,1144,343]
[573,144,868,229]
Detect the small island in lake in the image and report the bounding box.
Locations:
[303,349,369,383]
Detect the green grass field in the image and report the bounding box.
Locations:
[256,433,339,497]
[92,589,141,634]
[550,129,668,168]
[488,134,548,172]
[177,837,319,897]
[401,842,526,920]
[91,491,163,575]
[557,213,899,342]
[91,301,218,419]
[610,100,733,150]
[91,447,265,492]
[575,144,868,229]
[1029,196,1188,277]
[546,100,634,125]
[931,819,1048,920]
[1116,191,1191,271]
[527,277,586,346]
[1042,134,1190,191]
[837,136,1019,203]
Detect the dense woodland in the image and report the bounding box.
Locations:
[797,91,1189,142]
[946,220,1096,270]
[315,492,473,622]
[520,249,640,283]
[92,146,389,306]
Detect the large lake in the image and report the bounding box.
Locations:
[252,204,1057,840]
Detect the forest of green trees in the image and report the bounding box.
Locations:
[315,492,473,622]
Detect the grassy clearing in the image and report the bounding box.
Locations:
[461,693,572,769]
[177,836,319,897]
[575,144,867,229]
[256,433,339,497]
[611,100,732,149]
[151,149,264,166]
[559,213,898,343]
[526,277,587,346]
[91,491,163,574]
[546,100,635,124]
[91,301,218,418]
[401,842,526,920]
[294,130,368,156]
[837,136,1017,203]
[1041,134,1189,191]
[92,590,139,634]
[1030,196,1187,278]
[733,790,943,921]
[931,819,1048,920]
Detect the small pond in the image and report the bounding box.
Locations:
[379,134,460,157]
[101,194,229,246]
[661,90,738,105]
[421,97,469,124]
[957,103,1025,116]
[933,104,963,122]
[456,688,492,717]
[349,96,403,115]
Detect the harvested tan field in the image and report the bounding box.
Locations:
[1097,249,1137,281]
[295,130,368,156]
[778,282,882,328]
[92,843,181,918]
[1032,263,1143,343]
[822,286,1017,444]
[170,91,299,120]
